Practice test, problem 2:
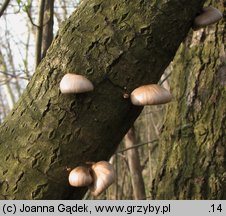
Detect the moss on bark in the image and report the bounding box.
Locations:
[0,0,205,199]
[152,0,225,199]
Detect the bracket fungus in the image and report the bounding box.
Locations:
[89,161,115,197]
[68,166,93,187]
[130,84,172,106]
[193,6,222,30]
[60,73,94,94]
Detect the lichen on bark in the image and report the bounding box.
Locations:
[152,0,225,200]
[0,0,205,199]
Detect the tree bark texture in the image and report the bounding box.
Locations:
[152,0,226,200]
[0,0,205,199]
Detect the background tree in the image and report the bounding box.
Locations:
[124,127,146,199]
[152,0,226,199]
[42,0,54,58]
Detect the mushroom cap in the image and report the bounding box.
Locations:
[60,73,94,94]
[69,166,93,187]
[130,84,172,106]
[193,6,222,30]
[90,161,115,196]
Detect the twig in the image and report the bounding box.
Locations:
[116,139,158,154]
[25,8,39,28]
[0,0,11,18]
[159,72,171,85]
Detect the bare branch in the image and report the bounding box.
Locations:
[0,0,11,18]
[117,139,158,154]
[124,127,146,199]
[35,0,46,68]
[25,9,39,28]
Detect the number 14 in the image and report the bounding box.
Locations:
[210,204,222,213]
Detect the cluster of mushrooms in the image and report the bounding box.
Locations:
[59,5,222,196]
[68,161,115,196]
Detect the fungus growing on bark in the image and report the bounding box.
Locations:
[89,161,115,196]
[130,84,172,106]
[193,6,222,30]
[60,73,94,94]
[123,93,130,99]
[68,166,93,187]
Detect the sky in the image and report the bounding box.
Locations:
[0,1,79,120]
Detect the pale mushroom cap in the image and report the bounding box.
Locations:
[193,6,222,30]
[69,166,93,187]
[60,73,94,94]
[130,84,172,106]
[90,161,115,196]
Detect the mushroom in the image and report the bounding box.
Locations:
[68,166,93,187]
[130,84,172,106]
[193,6,222,30]
[89,161,115,196]
[60,73,94,94]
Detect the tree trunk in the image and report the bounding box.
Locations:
[152,0,226,199]
[124,127,146,199]
[0,0,205,199]
[35,0,46,68]
[42,0,54,58]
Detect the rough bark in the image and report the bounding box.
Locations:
[0,0,205,199]
[152,0,226,199]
